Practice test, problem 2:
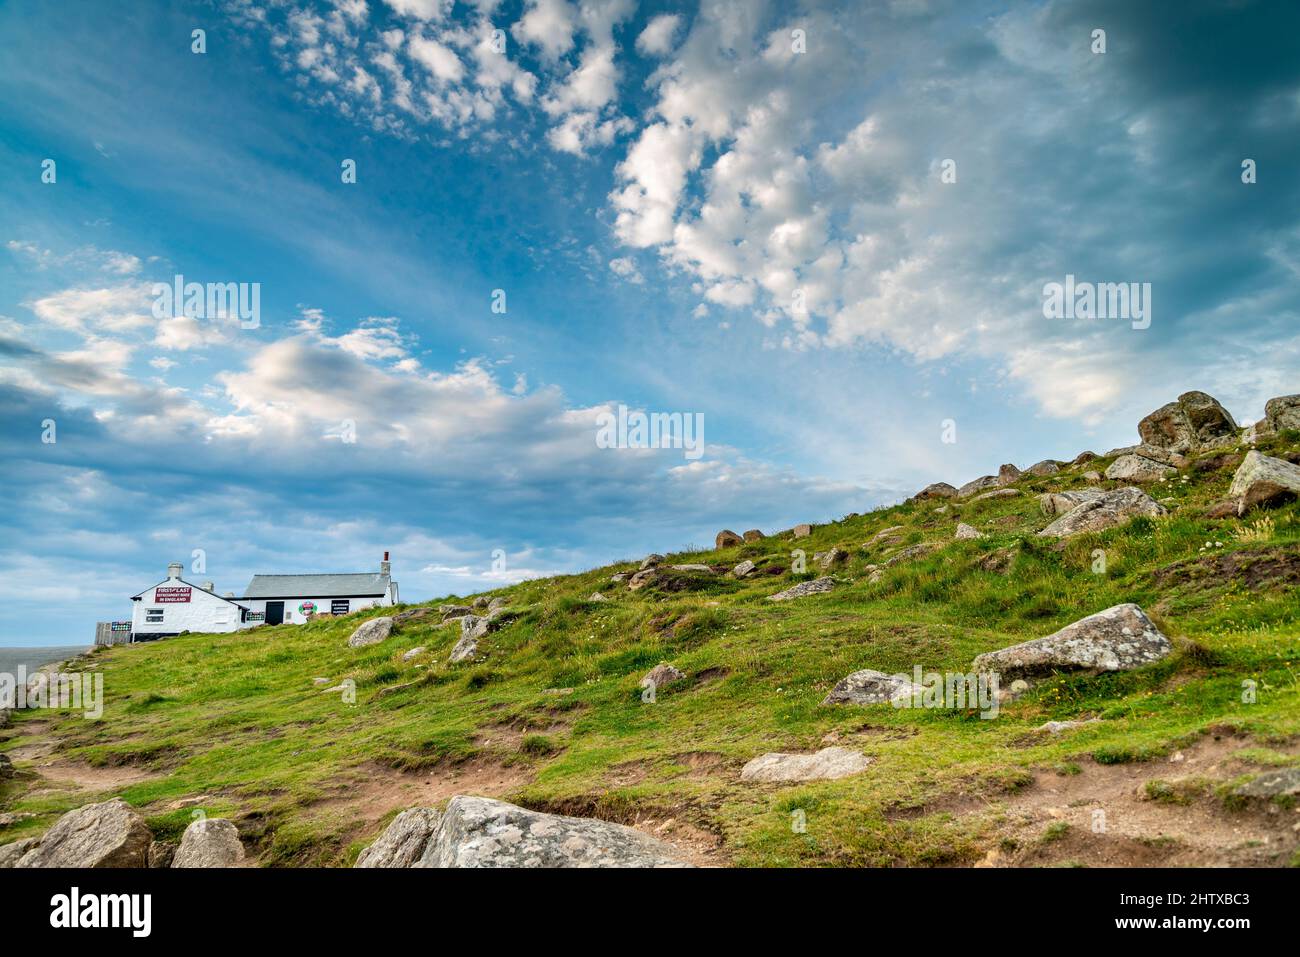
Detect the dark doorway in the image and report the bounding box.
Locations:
[265,601,284,625]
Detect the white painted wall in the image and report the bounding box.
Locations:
[131,579,247,637]
[241,590,393,627]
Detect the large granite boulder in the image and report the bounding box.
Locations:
[1138,391,1238,453]
[768,577,835,601]
[347,617,394,648]
[957,475,999,497]
[172,818,245,868]
[742,529,766,542]
[1228,450,1300,514]
[715,530,744,548]
[1037,487,1166,537]
[822,669,922,705]
[1265,394,1300,432]
[415,796,691,867]
[912,482,957,501]
[972,603,1171,680]
[1026,460,1061,477]
[1104,453,1176,483]
[1038,488,1105,516]
[356,808,442,867]
[739,746,872,783]
[16,799,151,868]
[996,463,1022,486]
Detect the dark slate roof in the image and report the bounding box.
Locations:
[241,573,390,599]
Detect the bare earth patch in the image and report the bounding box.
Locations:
[972,732,1300,867]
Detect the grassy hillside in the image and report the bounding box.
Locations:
[4,434,1300,867]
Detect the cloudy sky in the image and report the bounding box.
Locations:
[1,0,1298,645]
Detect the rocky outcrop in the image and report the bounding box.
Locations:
[16,799,151,868]
[1138,391,1238,453]
[1265,394,1300,432]
[972,603,1170,680]
[1233,767,1300,801]
[0,838,39,868]
[739,746,872,783]
[954,523,984,540]
[449,634,479,663]
[715,530,743,548]
[355,808,442,867]
[639,554,664,570]
[1104,453,1175,482]
[864,525,905,549]
[1026,460,1060,477]
[0,752,12,779]
[792,524,813,538]
[1228,450,1300,514]
[416,796,691,867]
[450,609,512,663]
[438,604,472,619]
[742,529,765,542]
[347,617,394,648]
[1038,488,1105,516]
[997,463,1021,486]
[172,818,245,868]
[882,542,938,567]
[768,577,835,601]
[957,475,999,497]
[912,482,957,501]
[822,669,921,705]
[640,663,685,690]
[970,488,1020,502]
[147,841,176,868]
[1037,487,1167,537]
[814,547,849,570]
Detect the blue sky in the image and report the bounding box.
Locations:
[1,0,1298,645]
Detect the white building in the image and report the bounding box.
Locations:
[238,554,398,626]
[127,554,398,640]
[130,563,250,641]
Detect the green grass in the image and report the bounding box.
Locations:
[3,435,1300,865]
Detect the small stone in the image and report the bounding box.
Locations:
[955,523,984,540]
[640,663,686,690]
[401,646,426,662]
[733,560,757,578]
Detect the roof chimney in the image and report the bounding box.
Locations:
[380,551,391,577]
[167,562,183,580]
[202,581,215,593]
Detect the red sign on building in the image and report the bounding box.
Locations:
[154,586,192,603]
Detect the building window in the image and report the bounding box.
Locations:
[145,609,164,623]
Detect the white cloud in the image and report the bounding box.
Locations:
[636,13,681,56]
